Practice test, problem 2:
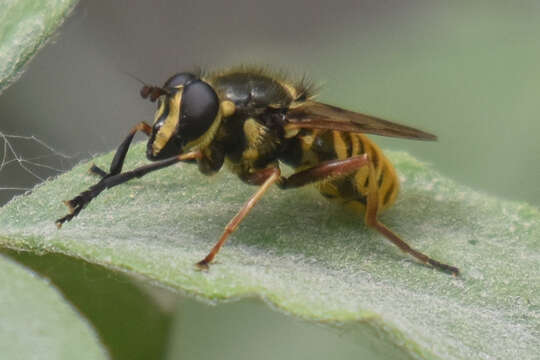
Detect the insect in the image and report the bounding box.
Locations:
[56,67,459,275]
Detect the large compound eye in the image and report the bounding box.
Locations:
[164,72,197,88]
[179,80,219,143]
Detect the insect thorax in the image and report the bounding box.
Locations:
[202,70,300,176]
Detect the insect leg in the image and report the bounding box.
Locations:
[278,154,369,189]
[197,156,367,268]
[90,122,152,178]
[196,167,281,269]
[56,151,202,228]
[363,162,460,276]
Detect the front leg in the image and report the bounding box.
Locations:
[56,151,202,227]
[90,122,152,178]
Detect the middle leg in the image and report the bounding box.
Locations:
[196,155,369,269]
[196,167,282,268]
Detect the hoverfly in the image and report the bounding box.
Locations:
[56,67,459,275]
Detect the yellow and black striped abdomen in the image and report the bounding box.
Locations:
[298,130,399,213]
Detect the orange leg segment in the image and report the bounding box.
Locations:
[364,162,459,275]
[196,167,282,269]
[196,155,370,269]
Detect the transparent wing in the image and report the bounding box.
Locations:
[286,101,437,140]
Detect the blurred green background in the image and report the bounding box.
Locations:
[1,1,539,359]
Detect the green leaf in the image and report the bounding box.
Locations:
[3,250,176,360]
[0,0,79,94]
[0,142,539,359]
[0,254,108,360]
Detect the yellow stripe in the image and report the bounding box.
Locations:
[278,80,298,100]
[332,131,348,160]
[153,90,182,156]
[358,134,400,211]
[300,130,317,152]
[350,133,360,157]
[153,98,166,125]
[379,162,399,210]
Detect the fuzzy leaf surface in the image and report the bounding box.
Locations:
[0,142,538,359]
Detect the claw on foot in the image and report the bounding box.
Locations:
[428,259,460,276]
[63,200,75,214]
[196,260,210,270]
[56,199,83,229]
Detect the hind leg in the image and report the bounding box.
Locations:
[363,162,459,275]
